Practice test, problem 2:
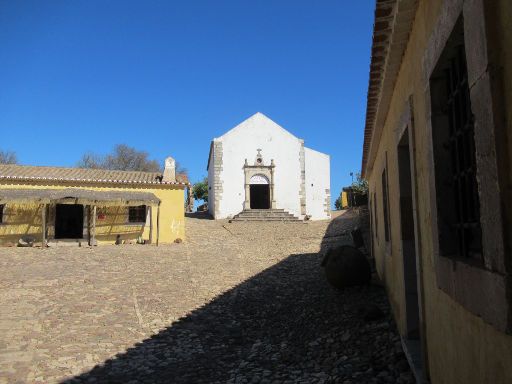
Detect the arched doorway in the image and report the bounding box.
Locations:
[249,174,270,209]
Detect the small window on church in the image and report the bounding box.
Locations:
[0,204,4,224]
[128,205,147,223]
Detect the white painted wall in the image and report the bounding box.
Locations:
[208,112,330,221]
[305,147,331,220]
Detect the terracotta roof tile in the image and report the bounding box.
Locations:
[362,0,418,177]
[0,164,189,186]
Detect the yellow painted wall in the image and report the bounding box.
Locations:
[0,180,185,245]
[341,191,348,209]
[367,0,512,383]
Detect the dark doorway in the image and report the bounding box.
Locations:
[398,129,424,378]
[250,184,270,209]
[398,130,420,338]
[55,204,84,239]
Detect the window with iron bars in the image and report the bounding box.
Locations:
[128,205,147,223]
[430,16,482,261]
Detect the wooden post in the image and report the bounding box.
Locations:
[148,205,153,244]
[91,205,97,246]
[87,205,91,245]
[41,203,47,248]
[156,203,160,246]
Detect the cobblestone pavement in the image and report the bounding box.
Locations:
[0,211,413,383]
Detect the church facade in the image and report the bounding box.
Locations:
[207,113,330,220]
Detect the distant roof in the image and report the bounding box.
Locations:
[0,164,189,186]
[0,188,160,206]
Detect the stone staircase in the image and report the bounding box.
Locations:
[230,209,301,222]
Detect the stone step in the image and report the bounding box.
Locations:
[235,212,296,217]
[235,209,290,214]
[233,216,298,220]
[247,209,286,212]
[232,217,301,222]
[231,209,300,222]
[47,239,87,247]
[234,210,290,215]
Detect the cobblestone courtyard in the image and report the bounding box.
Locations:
[0,211,413,383]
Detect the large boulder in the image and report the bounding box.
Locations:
[322,245,371,289]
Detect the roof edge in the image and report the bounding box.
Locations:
[362,0,418,177]
[0,164,189,186]
[206,140,214,171]
[304,146,330,159]
[220,112,301,142]
[0,175,189,187]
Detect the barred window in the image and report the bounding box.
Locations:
[430,16,482,261]
[128,205,147,223]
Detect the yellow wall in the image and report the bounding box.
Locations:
[0,180,185,245]
[367,1,512,383]
[341,191,348,209]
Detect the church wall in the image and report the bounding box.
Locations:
[207,149,214,216]
[216,114,303,219]
[305,147,331,220]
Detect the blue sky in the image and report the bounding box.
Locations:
[0,1,374,205]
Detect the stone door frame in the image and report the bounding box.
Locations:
[243,160,276,210]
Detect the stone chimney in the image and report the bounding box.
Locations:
[162,156,176,182]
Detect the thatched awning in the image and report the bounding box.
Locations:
[0,188,160,206]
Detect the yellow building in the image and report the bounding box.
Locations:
[341,190,348,209]
[0,158,188,246]
[362,0,512,383]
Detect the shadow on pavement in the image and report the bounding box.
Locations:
[185,211,214,220]
[63,210,406,384]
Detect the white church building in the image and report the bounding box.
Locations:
[207,113,331,220]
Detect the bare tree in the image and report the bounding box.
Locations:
[0,150,17,164]
[175,161,188,176]
[77,144,188,174]
[77,144,185,173]
[77,144,160,172]
[76,152,104,169]
[102,145,160,172]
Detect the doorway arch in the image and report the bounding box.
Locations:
[249,174,270,209]
[243,155,276,210]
